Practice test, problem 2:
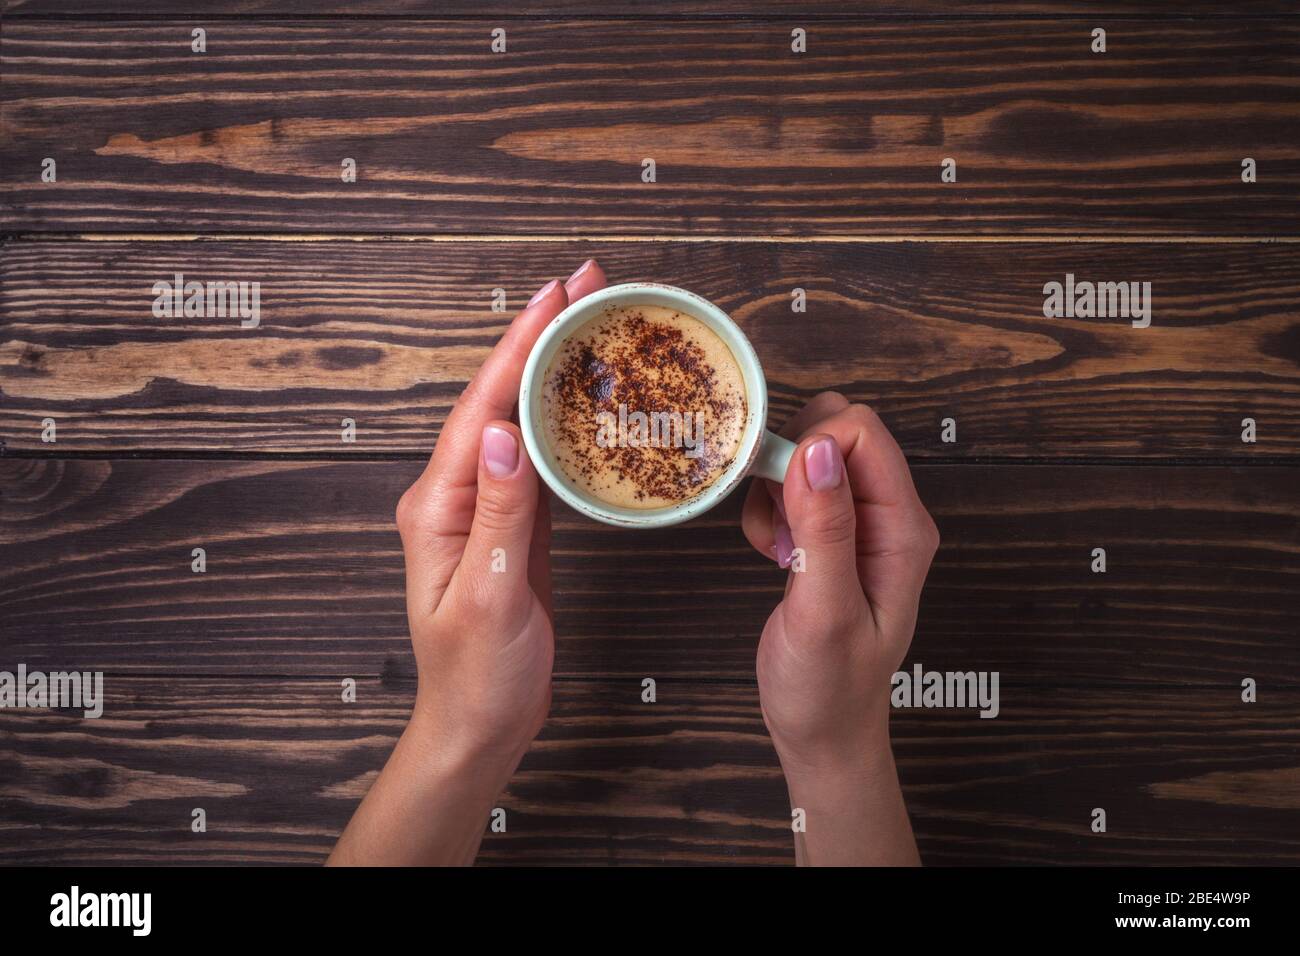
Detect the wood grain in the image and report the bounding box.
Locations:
[2,458,1295,683]
[3,239,1298,457]
[2,4,1297,872]
[3,20,1298,235]
[7,2,1298,17]
[2,677,1297,865]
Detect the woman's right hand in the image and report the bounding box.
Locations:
[740,393,940,864]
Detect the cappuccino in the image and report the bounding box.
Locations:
[541,304,747,510]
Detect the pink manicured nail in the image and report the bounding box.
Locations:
[805,437,842,492]
[483,425,519,478]
[567,259,595,283]
[528,279,560,307]
[774,504,795,569]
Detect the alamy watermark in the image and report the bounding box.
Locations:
[50,886,150,936]
[891,664,1000,719]
[595,404,705,459]
[1043,273,1151,328]
[0,664,103,718]
[152,272,261,328]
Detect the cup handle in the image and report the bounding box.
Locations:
[751,429,797,484]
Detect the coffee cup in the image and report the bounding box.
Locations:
[519,282,795,528]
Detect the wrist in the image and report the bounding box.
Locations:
[327,707,530,866]
[401,706,530,796]
[776,737,919,867]
[772,719,895,793]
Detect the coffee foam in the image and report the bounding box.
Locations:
[541,304,748,510]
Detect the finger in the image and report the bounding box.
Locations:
[740,477,799,565]
[530,256,606,619]
[776,390,851,441]
[741,390,851,560]
[428,276,570,492]
[741,478,779,560]
[449,422,540,624]
[780,433,867,633]
[802,405,940,635]
[564,258,607,303]
[398,271,579,617]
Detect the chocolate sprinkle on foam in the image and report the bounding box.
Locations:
[541,305,748,510]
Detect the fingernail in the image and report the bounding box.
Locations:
[774,504,795,569]
[483,425,519,478]
[567,259,596,283]
[528,279,560,307]
[805,436,842,492]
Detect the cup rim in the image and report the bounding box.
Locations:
[518,282,768,528]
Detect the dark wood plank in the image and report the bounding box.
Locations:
[2,677,1297,865]
[2,459,1295,683]
[3,239,1297,457]
[3,20,1298,235]
[7,1,1296,14]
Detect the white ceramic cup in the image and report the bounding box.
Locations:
[519,282,796,528]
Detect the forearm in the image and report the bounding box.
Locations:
[779,734,919,867]
[327,713,523,866]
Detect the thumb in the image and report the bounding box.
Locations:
[779,434,865,632]
[456,421,539,602]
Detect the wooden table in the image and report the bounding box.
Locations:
[1,1,1297,865]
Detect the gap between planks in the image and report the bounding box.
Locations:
[6,12,1300,22]
[4,233,1300,244]
[36,673,1300,691]
[5,451,1300,466]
